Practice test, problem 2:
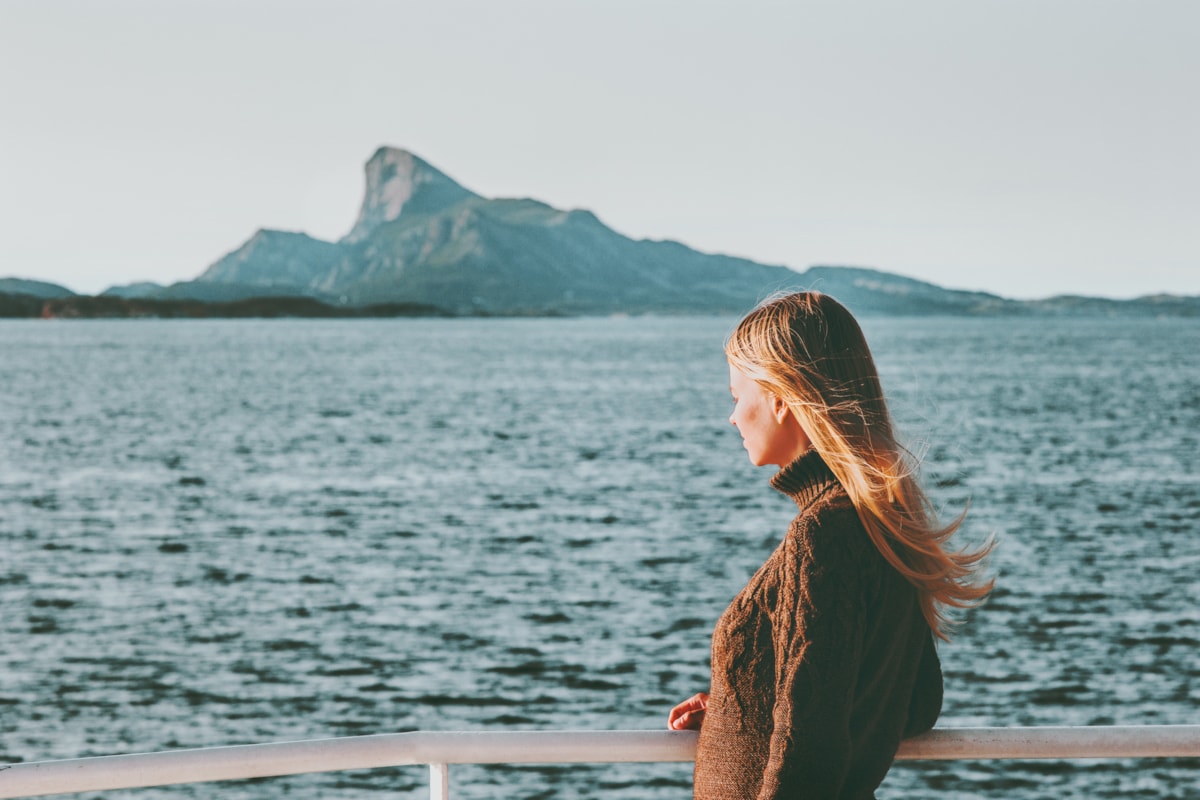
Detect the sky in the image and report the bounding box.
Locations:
[1,0,1197,299]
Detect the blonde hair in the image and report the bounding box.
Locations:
[726,291,992,639]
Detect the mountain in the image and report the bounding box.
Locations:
[152,146,1019,315]
[794,266,1021,315]
[102,281,166,299]
[1026,293,1200,317]
[342,147,481,243]
[50,145,1190,318]
[0,278,76,299]
[195,229,344,296]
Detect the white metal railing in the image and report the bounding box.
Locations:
[1,726,1198,799]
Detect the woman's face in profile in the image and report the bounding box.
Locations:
[728,363,810,467]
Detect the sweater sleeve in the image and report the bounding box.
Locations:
[756,508,868,800]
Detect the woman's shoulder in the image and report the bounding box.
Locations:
[785,487,878,571]
[750,496,881,621]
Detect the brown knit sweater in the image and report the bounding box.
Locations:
[693,452,942,800]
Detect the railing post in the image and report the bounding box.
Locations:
[429,762,449,800]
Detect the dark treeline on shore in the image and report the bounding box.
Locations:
[3,289,1198,320]
[0,293,450,320]
[2,291,1200,321]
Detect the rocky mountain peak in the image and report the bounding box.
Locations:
[341,146,478,243]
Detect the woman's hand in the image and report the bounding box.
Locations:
[668,692,709,730]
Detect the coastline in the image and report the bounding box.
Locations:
[3,291,1198,320]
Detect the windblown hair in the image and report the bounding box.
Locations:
[726,291,992,639]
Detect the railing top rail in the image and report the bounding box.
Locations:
[1,726,1198,799]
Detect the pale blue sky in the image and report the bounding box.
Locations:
[1,0,1196,298]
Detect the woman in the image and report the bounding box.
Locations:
[669,292,991,799]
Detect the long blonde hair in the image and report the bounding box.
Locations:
[726,291,992,639]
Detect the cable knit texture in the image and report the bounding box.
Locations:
[693,452,943,799]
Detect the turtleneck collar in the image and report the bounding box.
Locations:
[769,449,840,509]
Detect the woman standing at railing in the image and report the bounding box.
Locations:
[669,292,992,799]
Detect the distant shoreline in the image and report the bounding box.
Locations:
[2,294,454,320]
[2,290,1197,320]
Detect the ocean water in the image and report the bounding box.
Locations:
[0,315,1197,799]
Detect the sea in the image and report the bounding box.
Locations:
[1,315,1197,799]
